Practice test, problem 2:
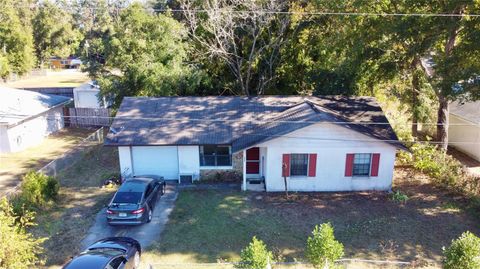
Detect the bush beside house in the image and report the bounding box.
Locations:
[443,231,480,269]
[398,143,480,215]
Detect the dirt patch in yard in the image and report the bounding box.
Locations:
[31,145,118,267]
[256,171,479,266]
[0,128,93,197]
[146,168,479,268]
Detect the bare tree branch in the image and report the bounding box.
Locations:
[180,0,290,96]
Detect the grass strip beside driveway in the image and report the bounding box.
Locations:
[31,145,118,267]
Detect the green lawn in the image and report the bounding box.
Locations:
[144,170,480,268]
[31,145,118,267]
[147,190,296,263]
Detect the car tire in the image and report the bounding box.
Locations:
[147,208,152,223]
[162,183,166,195]
[132,251,140,269]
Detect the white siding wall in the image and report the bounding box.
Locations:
[118,146,133,177]
[257,123,397,192]
[74,90,103,108]
[178,146,200,178]
[0,126,9,153]
[449,114,480,161]
[1,107,64,153]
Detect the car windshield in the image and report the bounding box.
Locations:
[112,192,142,204]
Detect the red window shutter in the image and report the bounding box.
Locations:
[370,153,380,177]
[308,154,317,177]
[282,154,290,177]
[345,154,354,177]
[246,147,260,160]
[246,162,260,174]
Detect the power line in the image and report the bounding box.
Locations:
[6,5,480,17]
[1,115,479,145]
[0,113,479,127]
[153,9,480,18]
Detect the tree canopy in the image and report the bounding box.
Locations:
[95,3,208,107]
[32,0,82,67]
[0,0,479,145]
[0,0,35,79]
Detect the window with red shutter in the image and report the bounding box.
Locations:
[370,153,380,177]
[308,154,317,177]
[282,154,290,177]
[345,154,354,176]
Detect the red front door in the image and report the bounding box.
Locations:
[246,147,260,174]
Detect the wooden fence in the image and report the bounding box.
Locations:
[66,107,112,128]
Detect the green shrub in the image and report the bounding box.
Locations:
[236,236,273,269]
[0,198,44,269]
[306,223,344,269]
[443,231,480,269]
[3,197,36,229]
[406,143,479,197]
[20,171,59,209]
[390,190,409,204]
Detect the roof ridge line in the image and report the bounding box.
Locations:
[303,99,351,122]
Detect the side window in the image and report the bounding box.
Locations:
[353,153,372,176]
[106,257,125,269]
[145,184,153,197]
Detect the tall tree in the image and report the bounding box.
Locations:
[73,0,116,77]
[95,3,208,107]
[0,0,35,79]
[283,0,480,148]
[33,0,82,67]
[180,0,291,96]
[425,1,480,149]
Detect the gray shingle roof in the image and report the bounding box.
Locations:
[105,96,406,151]
[0,86,72,126]
[450,100,480,124]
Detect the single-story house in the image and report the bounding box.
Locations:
[73,81,107,108]
[449,100,480,161]
[105,96,406,192]
[49,56,82,69]
[0,86,71,153]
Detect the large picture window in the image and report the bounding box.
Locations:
[290,154,309,176]
[353,153,371,176]
[200,145,232,166]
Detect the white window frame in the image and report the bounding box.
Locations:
[352,153,372,177]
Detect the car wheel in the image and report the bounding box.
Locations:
[162,183,166,195]
[147,208,152,223]
[132,251,140,269]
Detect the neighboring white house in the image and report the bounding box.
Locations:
[73,81,106,108]
[105,96,406,192]
[449,101,480,161]
[0,86,71,153]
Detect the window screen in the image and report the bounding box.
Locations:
[353,153,371,176]
[290,154,309,176]
[200,145,232,166]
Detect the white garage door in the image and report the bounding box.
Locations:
[132,146,179,180]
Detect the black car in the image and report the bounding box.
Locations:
[62,237,141,269]
[107,175,166,225]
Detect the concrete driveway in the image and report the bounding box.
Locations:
[81,184,178,249]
